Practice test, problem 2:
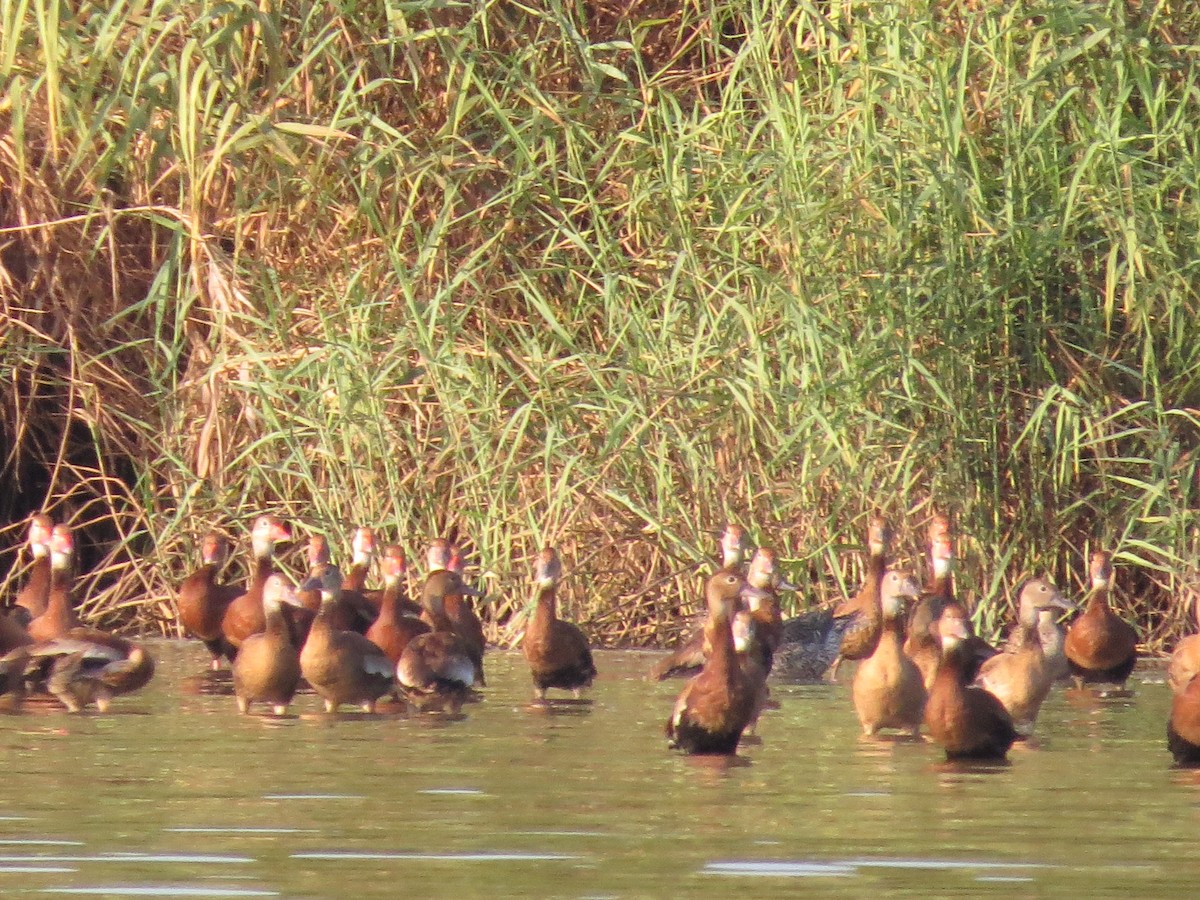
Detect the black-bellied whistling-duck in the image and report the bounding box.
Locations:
[232,574,303,715]
[365,545,430,664]
[299,564,393,712]
[905,515,955,688]
[852,569,924,736]
[295,535,332,612]
[825,516,894,682]
[1169,600,1200,696]
[13,514,54,625]
[522,547,596,701]
[397,587,478,714]
[666,569,769,755]
[925,604,1017,760]
[742,548,790,669]
[975,578,1072,735]
[221,515,292,652]
[419,540,486,686]
[1064,551,1138,690]
[1168,674,1200,765]
[24,628,155,713]
[343,527,376,596]
[177,533,240,669]
[28,525,81,642]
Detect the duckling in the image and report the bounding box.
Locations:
[25,628,155,713]
[826,516,894,682]
[904,515,955,689]
[1064,551,1138,690]
[852,569,924,736]
[177,533,240,669]
[1167,674,1200,765]
[1169,599,1200,695]
[365,545,430,664]
[522,548,596,701]
[666,569,770,755]
[925,604,1017,760]
[28,524,81,642]
[221,515,292,651]
[975,578,1072,735]
[13,514,54,625]
[299,564,394,713]
[232,574,303,715]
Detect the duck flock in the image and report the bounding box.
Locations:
[2,511,1199,766]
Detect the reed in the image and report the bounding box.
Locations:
[1,0,1198,648]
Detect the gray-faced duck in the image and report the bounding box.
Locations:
[299,563,394,713]
[13,513,54,626]
[666,569,770,755]
[177,532,240,669]
[852,568,924,737]
[232,574,303,715]
[1064,551,1138,691]
[975,577,1072,736]
[28,524,82,642]
[24,626,155,713]
[221,515,292,652]
[924,603,1017,761]
[522,547,596,701]
[1168,673,1200,765]
[365,544,430,665]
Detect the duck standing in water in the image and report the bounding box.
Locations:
[232,574,304,716]
[365,544,430,665]
[397,578,479,714]
[975,578,1072,736]
[852,569,924,737]
[1064,551,1138,691]
[825,515,894,682]
[299,564,394,713]
[177,533,240,669]
[925,604,1017,761]
[522,547,596,701]
[13,513,54,626]
[666,569,769,755]
[221,515,292,652]
[418,540,487,686]
[28,524,82,642]
[904,515,956,689]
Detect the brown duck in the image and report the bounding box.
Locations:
[1064,551,1138,690]
[13,513,54,625]
[28,524,82,642]
[852,568,924,736]
[221,515,292,651]
[232,574,303,715]
[177,532,240,669]
[827,516,894,682]
[365,545,430,665]
[522,548,596,701]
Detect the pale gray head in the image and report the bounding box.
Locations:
[879,568,921,619]
[262,574,301,612]
[300,563,343,602]
[1016,577,1072,627]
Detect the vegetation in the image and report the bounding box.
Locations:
[1,0,1198,648]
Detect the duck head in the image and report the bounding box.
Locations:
[866,515,894,557]
[1016,576,1072,628]
[380,545,406,586]
[1089,551,1113,589]
[250,515,291,560]
[879,568,921,619]
[534,548,562,590]
[426,538,452,573]
[351,527,376,566]
[300,563,344,604]
[49,524,74,572]
[306,534,331,571]
[200,533,231,568]
[262,573,302,612]
[28,514,53,559]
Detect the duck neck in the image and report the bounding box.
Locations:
[530,584,556,630]
[705,610,737,682]
[880,614,906,647]
[344,560,370,593]
[1085,584,1110,614]
[934,642,973,688]
[250,548,274,596]
[864,552,886,614]
[376,578,402,625]
[263,603,291,641]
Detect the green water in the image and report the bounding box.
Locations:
[0,644,1192,898]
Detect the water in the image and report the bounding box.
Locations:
[0,644,1191,898]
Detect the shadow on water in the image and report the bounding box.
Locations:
[0,647,1190,897]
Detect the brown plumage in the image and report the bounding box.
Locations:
[232,574,302,715]
[1064,551,1138,689]
[342,526,376,595]
[852,569,925,736]
[666,569,769,755]
[1168,674,1200,765]
[397,564,478,713]
[1168,600,1200,695]
[925,604,1017,760]
[975,578,1072,735]
[827,516,894,681]
[221,515,292,651]
[365,545,430,664]
[905,515,955,689]
[418,542,487,686]
[25,628,155,713]
[177,533,241,669]
[13,514,54,624]
[299,565,394,713]
[522,548,596,700]
[28,525,81,642]
[295,535,332,612]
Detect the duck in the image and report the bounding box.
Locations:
[974,578,1072,735]
[27,524,82,642]
[419,540,487,686]
[299,564,394,713]
[1168,600,1200,695]
[742,547,790,669]
[365,544,430,664]
[852,568,925,736]
[924,603,1017,760]
[13,513,54,625]
[649,523,757,680]
[1167,674,1200,765]
[176,532,240,669]
[1064,551,1138,690]
[665,569,769,755]
[295,535,332,612]
[825,515,894,682]
[522,547,596,701]
[24,628,155,713]
[342,526,377,596]
[904,515,955,688]
[396,594,479,714]
[220,515,292,651]
[232,574,303,715]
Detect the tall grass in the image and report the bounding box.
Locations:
[1,0,1198,647]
